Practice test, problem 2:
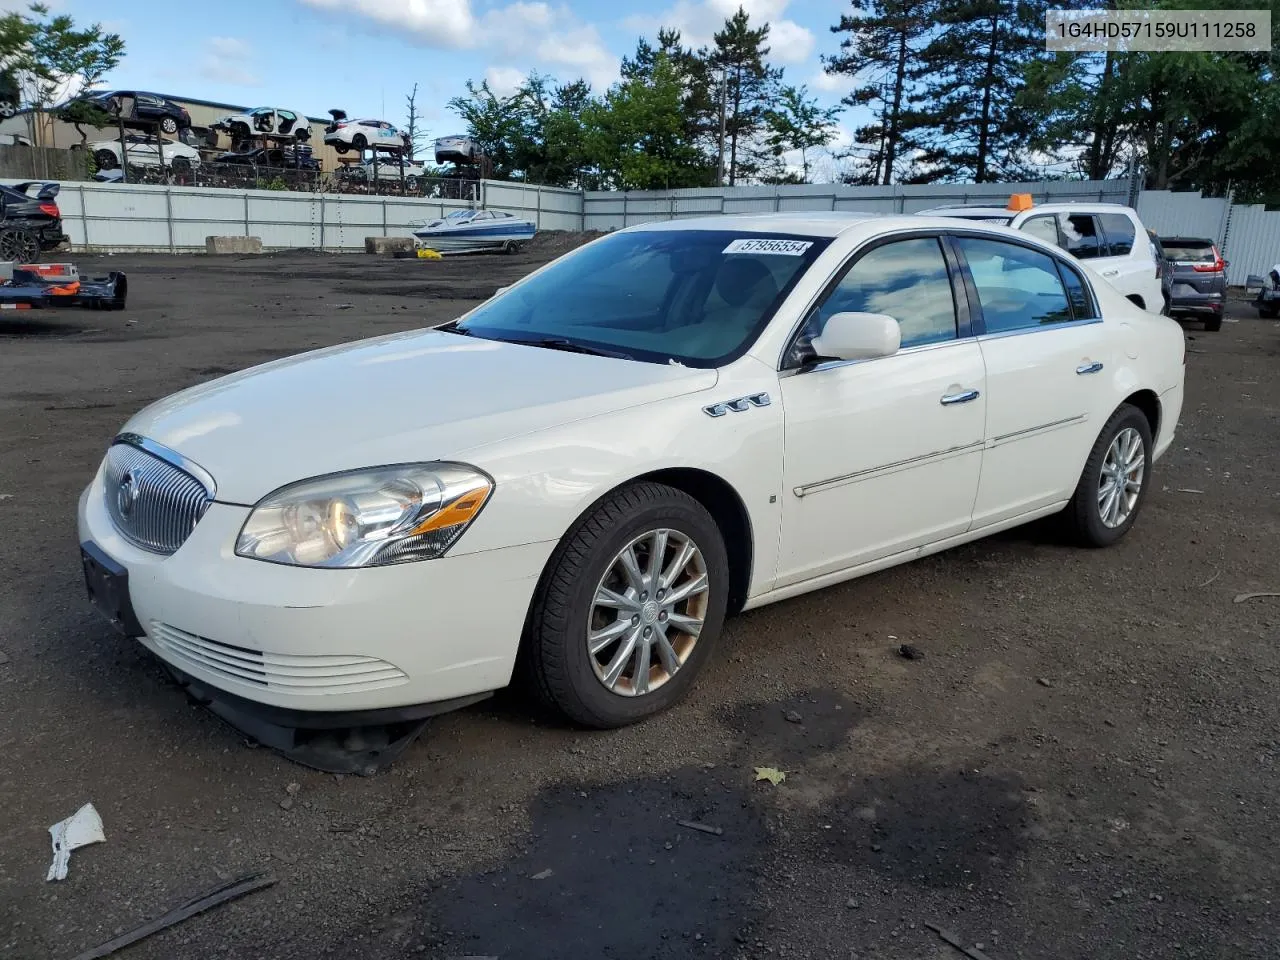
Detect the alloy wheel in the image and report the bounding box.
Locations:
[587,529,709,697]
[1098,426,1145,528]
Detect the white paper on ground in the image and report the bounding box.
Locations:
[46,802,105,881]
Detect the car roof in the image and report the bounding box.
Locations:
[623,211,1038,239]
[921,201,1135,217]
[625,211,906,238]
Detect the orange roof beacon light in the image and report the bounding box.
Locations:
[1007,193,1034,212]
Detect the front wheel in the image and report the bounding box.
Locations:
[1063,404,1154,547]
[523,482,729,728]
[160,116,179,135]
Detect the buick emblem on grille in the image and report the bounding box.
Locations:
[117,469,141,518]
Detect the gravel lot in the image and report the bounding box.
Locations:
[1,247,1277,960]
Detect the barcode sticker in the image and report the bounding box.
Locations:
[723,238,813,256]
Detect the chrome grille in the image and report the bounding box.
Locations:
[103,438,214,555]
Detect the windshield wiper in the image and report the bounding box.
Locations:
[506,337,633,360]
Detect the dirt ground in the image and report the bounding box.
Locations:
[1,247,1277,960]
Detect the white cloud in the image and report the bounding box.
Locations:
[624,0,800,53]
[812,70,856,95]
[299,0,619,89]
[484,66,526,98]
[199,35,261,88]
[768,20,814,64]
[300,0,475,48]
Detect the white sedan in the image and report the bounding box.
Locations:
[211,107,312,142]
[90,135,201,172]
[77,213,1185,740]
[323,117,409,154]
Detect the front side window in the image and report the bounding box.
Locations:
[1020,215,1059,247]
[956,236,1073,333]
[1059,214,1104,260]
[455,230,830,366]
[807,237,958,351]
[1098,213,1135,256]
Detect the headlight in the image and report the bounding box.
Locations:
[235,463,492,568]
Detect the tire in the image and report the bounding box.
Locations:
[230,122,250,142]
[333,142,348,155]
[160,116,179,135]
[295,128,310,143]
[1062,404,1154,548]
[523,482,730,728]
[0,228,40,263]
[352,134,367,151]
[1204,313,1223,332]
[404,175,419,191]
[170,157,191,174]
[93,149,117,170]
[1260,306,1279,319]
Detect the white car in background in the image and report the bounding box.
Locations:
[89,135,201,172]
[78,213,1184,751]
[324,117,410,153]
[211,107,312,142]
[919,196,1165,314]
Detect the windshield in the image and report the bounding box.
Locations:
[1162,240,1215,262]
[455,229,830,366]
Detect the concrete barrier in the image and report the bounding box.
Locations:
[365,236,415,255]
[205,236,262,255]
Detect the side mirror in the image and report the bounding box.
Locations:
[811,312,901,362]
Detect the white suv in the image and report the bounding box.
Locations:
[918,198,1164,314]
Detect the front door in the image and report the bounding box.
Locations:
[952,234,1116,526]
[776,235,986,588]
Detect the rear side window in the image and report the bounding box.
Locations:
[956,236,1073,333]
[1098,213,1135,256]
[1060,215,1104,260]
[1057,262,1098,320]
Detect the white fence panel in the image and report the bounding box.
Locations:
[1223,204,1280,286]
[1136,191,1230,245]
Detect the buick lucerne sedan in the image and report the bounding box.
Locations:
[78,214,1185,735]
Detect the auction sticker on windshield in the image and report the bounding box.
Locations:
[723,238,814,256]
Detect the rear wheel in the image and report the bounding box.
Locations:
[1204,313,1223,332]
[352,134,368,151]
[170,156,192,174]
[0,228,40,263]
[1063,404,1153,547]
[1260,306,1279,319]
[159,116,179,135]
[93,149,117,170]
[523,482,729,728]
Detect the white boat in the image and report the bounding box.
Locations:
[410,209,536,253]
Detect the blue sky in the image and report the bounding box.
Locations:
[36,0,859,172]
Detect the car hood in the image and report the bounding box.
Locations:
[119,328,718,504]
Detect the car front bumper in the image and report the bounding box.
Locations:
[77,469,553,719]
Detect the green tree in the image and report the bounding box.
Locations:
[18,3,124,148]
[623,28,720,182]
[710,7,782,185]
[447,79,527,178]
[583,52,706,189]
[824,0,934,185]
[915,0,1045,181]
[764,84,841,182]
[542,79,595,187]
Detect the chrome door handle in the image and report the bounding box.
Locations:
[940,389,980,405]
[1076,361,1104,375]
[1102,269,1119,277]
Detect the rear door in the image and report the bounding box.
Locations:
[1096,212,1159,309]
[953,234,1115,526]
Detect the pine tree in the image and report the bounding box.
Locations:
[710,7,782,185]
[764,85,840,182]
[825,0,933,185]
[914,0,1046,182]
